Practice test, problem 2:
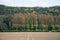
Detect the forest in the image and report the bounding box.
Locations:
[0,5,60,32]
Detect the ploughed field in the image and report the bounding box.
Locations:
[0,32,60,40]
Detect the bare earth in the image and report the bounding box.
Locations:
[0,32,60,40]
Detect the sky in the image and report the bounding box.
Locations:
[0,0,60,7]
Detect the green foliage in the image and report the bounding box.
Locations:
[0,5,60,32]
[0,5,60,15]
[48,24,53,31]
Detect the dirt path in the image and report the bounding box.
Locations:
[0,32,60,40]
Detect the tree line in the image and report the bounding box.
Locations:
[0,5,60,32]
[0,13,60,32]
[0,5,60,16]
